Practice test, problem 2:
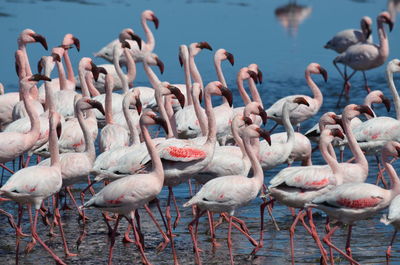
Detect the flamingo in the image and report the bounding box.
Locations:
[82,111,170,265]
[0,103,71,265]
[381,194,400,262]
[306,140,400,264]
[334,11,393,105]
[94,10,159,64]
[183,123,271,265]
[266,63,327,131]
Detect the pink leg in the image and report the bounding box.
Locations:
[165,187,178,261]
[221,214,258,247]
[54,194,77,257]
[154,197,168,231]
[188,209,206,265]
[290,210,306,265]
[28,205,67,265]
[375,156,389,189]
[345,225,354,265]
[144,205,170,252]
[24,155,32,168]
[0,163,15,174]
[127,212,151,265]
[123,224,134,243]
[170,188,181,229]
[306,209,328,264]
[65,186,87,221]
[251,199,271,255]
[207,211,220,248]
[387,229,397,263]
[135,210,145,246]
[325,217,334,264]
[108,215,122,265]
[227,215,234,265]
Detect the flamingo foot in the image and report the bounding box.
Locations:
[156,238,170,253]
[122,234,134,243]
[24,237,37,254]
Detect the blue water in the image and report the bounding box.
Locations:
[1,0,400,264]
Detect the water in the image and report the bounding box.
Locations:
[1,0,400,264]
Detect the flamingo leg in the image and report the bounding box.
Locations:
[207,211,220,248]
[221,213,258,246]
[24,155,32,168]
[362,71,371,94]
[54,194,77,257]
[325,217,334,264]
[0,163,15,175]
[122,224,134,243]
[345,225,354,264]
[28,204,67,265]
[227,215,234,265]
[108,215,122,265]
[386,229,397,263]
[269,122,279,133]
[153,197,168,231]
[375,156,389,188]
[65,186,87,221]
[306,208,328,264]
[322,225,360,265]
[171,188,181,229]
[61,187,73,210]
[188,209,206,265]
[135,209,145,246]
[165,187,178,261]
[290,210,306,265]
[127,212,151,265]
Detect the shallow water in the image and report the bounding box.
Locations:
[2,0,400,264]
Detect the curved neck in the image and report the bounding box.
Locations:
[343,115,368,169]
[77,107,95,159]
[141,121,163,176]
[192,93,207,136]
[386,70,400,120]
[155,91,174,139]
[383,153,400,197]
[189,53,203,89]
[78,65,90,97]
[124,47,136,85]
[142,17,155,52]
[49,117,60,167]
[282,103,295,145]
[143,61,160,89]
[105,76,114,124]
[55,60,68,91]
[18,44,33,76]
[248,78,263,107]
[183,51,193,106]
[123,100,140,145]
[114,48,129,93]
[214,57,228,105]
[63,49,76,84]
[243,136,263,186]
[204,91,216,145]
[320,137,340,175]
[305,71,323,108]
[23,86,40,135]
[231,120,246,159]
[237,77,251,106]
[164,95,178,138]
[377,20,389,60]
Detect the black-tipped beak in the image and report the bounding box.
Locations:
[257,128,271,146]
[168,85,185,108]
[98,67,108,75]
[243,116,253,126]
[51,53,61,62]
[319,67,328,82]
[304,129,319,138]
[220,86,233,107]
[381,96,391,112]
[156,57,164,74]
[154,116,168,135]
[88,99,105,115]
[331,128,345,140]
[29,74,51,82]
[33,34,48,50]
[198,89,203,104]
[152,14,159,29]
[257,69,263,84]
[396,146,400,158]
[128,32,142,50]
[258,105,268,125]
[365,27,372,40]
[135,98,142,115]
[56,123,62,139]
[90,62,100,81]
[293,97,309,106]
[37,59,43,74]
[248,70,259,84]
[225,52,234,66]
[384,17,394,32]
[332,115,344,131]
[178,53,183,67]
[121,40,131,49]
[73,37,80,52]
[357,105,374,117]
[198,41,213,51]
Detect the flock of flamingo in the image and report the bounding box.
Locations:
[0,7,400,265]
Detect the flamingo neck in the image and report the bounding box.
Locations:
[114,48,129,93]
[155,91,173,139]
[49,116,60,168]
[77,106,95,159]
[164,95,178,138]
[143,61,160,89]
[282,102,295,146]
[231,118,247,159]
[386,70,400,120]
[237,77,251,106]
[214,57,228,105]
[204,91,217,145]
[105,77,114,124]
[122,99,140,145]
[189,54,204,89]
[55,60,68,91]
[305,71,323,108]
[377,20,389,61]
[23,85,40,137]
[343,115,368,172]
[183,51,193,106]
[63,49,76,84]
[78,65,90,97]
[18,44,33,76]
[87,77,100,97]
[363,98,377,119]
[141,120,163,176]
[248,78,263,107]
[192,94,208,136]
[124,48,136,86]
[44,65,56,112]
[383,153,400,196]
[141,17,155,52]
[320,137,340,177]
[243,136,263,187]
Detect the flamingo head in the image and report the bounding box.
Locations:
[167,84,185,108]
[382,141,400,159]
[178,45,189,67]
[61,33,80,51]
[141,110,168,134]
[19,29,48,50]
[123,90,142,115]
[215,49,234,66]
[143,10,159,29]
[378,11,394,32]
[77,98,105,116]
[293,97,310,107]
[387,59,400,75]
[192,82,203,104]
[209,81,233,107]
[330,128,345,140]
[37,54,59,75]
[51,47,64,61]
[307,63,328,82]
[238,67,258,84]
[365,90,391,113]
[243,102,267,125]
[343,104,374,121]
[361,16,373,40]
[124,32,143,50]
[248,63,263,84]
[190,42,213,56]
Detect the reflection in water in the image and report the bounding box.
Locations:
[388,0,400,22]
[274,1,312,37]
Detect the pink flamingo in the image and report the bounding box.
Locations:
[82,111,170,265]
[266,63,327,131]
[183,123,271,265]
[0,94,72,265]
[306,140,400,265]
[334,12,393,106]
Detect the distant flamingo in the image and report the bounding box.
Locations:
[82,111,170,265]
[266,63,327,130]
[306,140,400,265]
[334,12,393,106]
[184,123,271,265]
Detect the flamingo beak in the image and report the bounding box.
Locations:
[98,67,108,75]
[331,128,345,140]
[72,37,80,52]
[319,67,328,82]
[135,98,142,115]
[33,34,48,50]
[225,52,234,66]
[365,27,372,40]
[258,106,268,125]
[151,14,159,29]
[154,116,168,135]
[168,85,185,108]
[332,114,345,131]
[178,53,183,67]
[220,86,233,107]
[293,97,310,106]
[257,128,271,146]
[248,70,259,84]
[29,74,51,82]
[396,146,400,157]
[37,59,43,74]
[121,40,131,49]
[51,53,61,62]
[356,105,374,117]
[56,123,62,139]
[156,57,164,74]
[197,41,213,51]
[198,89,203,104]
[128,33,142,50]
[384,16,394,32]
[381,96,391,112]
[90,62,100,82]
[257,69,263,84]
[243,116,253,126]
[88,99,105,115]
